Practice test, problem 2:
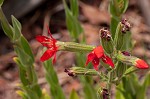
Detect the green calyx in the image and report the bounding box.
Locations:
[56,41,95,52]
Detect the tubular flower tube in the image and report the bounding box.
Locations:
[85,46,114,70]
[36,27,57,63]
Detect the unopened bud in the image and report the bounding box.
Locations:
[116,51,149,69]
[99,28,114,54]
[102,89,109,99]
[97,88,109,99]
[100,28,111,41]
[121,19,131,33]
[64,67,99,77]
[122,51,131,56]
[114,19,131,50]
[64,69,75,77]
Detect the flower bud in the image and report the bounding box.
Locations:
[97,88,109,99]
[114,19,131,50]
[101,89,109,99]
[135,59,149,69]
[64,67,99,77]
[64,69,75,77]
[116,51,149,69]
[121,18,131,33]
[122,51,131,56]
[99,28,114,54]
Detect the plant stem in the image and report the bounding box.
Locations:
[107,71,113,99]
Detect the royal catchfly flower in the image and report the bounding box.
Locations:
[36,27,57,63]
[85,46,114,70]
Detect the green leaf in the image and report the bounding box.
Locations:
[120,0,129,14]
[11,15,22,41]
[110,16,119,39]
[116,83,125,99]
[25,87,40,99]
[0,0,4,6]
[16,90,28,99]
[69,89,79,99]
[0,8,13,39]
[122,74,142,98]
[136,85,146,99]
[63,0,83,40]
[42,89,51,99]
[70,0,79,17]
[14,46,33,65]
[20,36,34,63]
[83,83,97,99]
[114,22,122,50]
[44,59,65,99]
[13,57,29,86]
[109,0,129,17]
[31,84,42,97]
[76,53,97,99]
[143,71,150,86]
[123,66,137,76]
[109,0,119,17]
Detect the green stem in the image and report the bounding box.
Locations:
[107,71,113,99]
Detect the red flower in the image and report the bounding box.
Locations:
[36,27,57,63]
[135,59,149,69]
[85,46,114,70]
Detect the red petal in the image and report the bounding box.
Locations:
[85,53,96,66]
[46,25,53,39]
[92,58,100,70]
[93,46,104,58]
[36,35,57,48]
[40,49,56,62]
[36,35,51,47]
[36,35,49,42]
[135,59,149,69]
[102,55,114,68]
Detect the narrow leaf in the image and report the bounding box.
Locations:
[0,7,13,39]
[69,89,79,99]
[20,36,34,62]
[12,15,22,41]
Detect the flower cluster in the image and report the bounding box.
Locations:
[36,27,149,70]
